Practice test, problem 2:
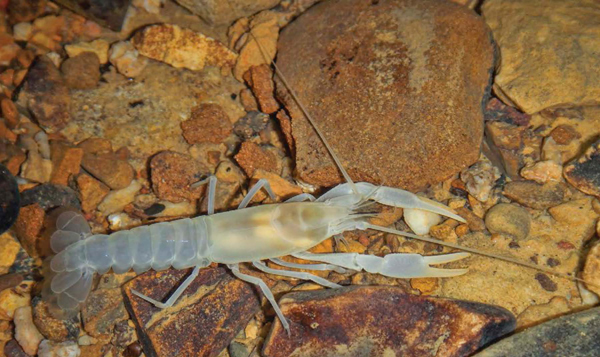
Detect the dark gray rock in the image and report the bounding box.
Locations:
[0,163,19,234]
[474,306,600,357]
[20,184,80,211]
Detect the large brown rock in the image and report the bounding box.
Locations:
[263,286,515,357]
[276,0,495,191]
[123,267,262,357]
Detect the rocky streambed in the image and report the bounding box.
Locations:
[0,0,599,356]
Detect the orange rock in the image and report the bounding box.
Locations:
[251,169,302,199]
[150,151,209,202]
[411,277,439,295]
[50,142,83,186]
[1,98,19,129]
[180,103,232,145]
[76,173,110,213]
[244,64,279,114]
[14,203,45,258]
[235,142,278,177]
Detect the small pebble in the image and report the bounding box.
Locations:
[485,203,531,240]
[404,208,442,235]
[535,273,558,292]
[61,52,101,90]
[37,340,80,357]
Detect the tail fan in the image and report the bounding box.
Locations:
[43,211,94,318]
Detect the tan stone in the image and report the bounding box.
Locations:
[76,173,110,213]
[516,296,571,329]
[234,11,279,81]
[64,39,109,64]
[132,24,237,71]
[582,242,600,296]
[0,232,21,275]
[482,0,600,113]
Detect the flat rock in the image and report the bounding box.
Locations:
[482,0,600,114]
[14,204,45,258]
[123,267,262,357]
[276,0,495,191]
[263,286,515,357]
[564,138,600,198]
[80,150,134,191]
[474,307,600,357]
[503,181,567,209]
[150,151,210,203]
[16,56,71,133]
[485,203,531,240]
[132,24,237,71]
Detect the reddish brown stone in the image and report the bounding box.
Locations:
[244,64,279,114]
[16,56,71,133]
[485,121,542,179]
[50,142,83,186]
[484,98,531,127]
[564,139,600,197]
[235,142,278,177]
[181,103,232,145]
[61,52,101,90]
[7,0,47,23]
[276,109,294,155]
[150,151,210,202]
[76,173,110,213]
[455,207,486,231]
[276,0,494,190]
[263,286,515,357]
[1,98,19,129]
[239,88,259,112]
[14,203,45,258]
[503,181,567,210]
[123,267,262,357]
[0,121,17,143]
[549,124,580,145]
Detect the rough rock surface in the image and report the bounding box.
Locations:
[474,307,600,357]
[16,57,71,133]
[123,267,262,357]
[61,62,245,171]
[175,0,280,25]
[482,0,600,114]
[0,164,19,235]
[564,138,600,198]
[276,0,495,191]
[582,242,600,296]
[263,286,515,357]
[150,151,210,202]
[181,103,232,145]
[60,52,101,90]
[132,24,237,71]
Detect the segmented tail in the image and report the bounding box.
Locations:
[43,211,95,316]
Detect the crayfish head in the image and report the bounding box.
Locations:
[272,202,350,249]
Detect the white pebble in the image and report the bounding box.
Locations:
[404,208,442,235]
[14,306,44,356]
[38,340,81,357]
[13,22,33,41]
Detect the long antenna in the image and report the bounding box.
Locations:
[245,24,360,195]
[232,11,598,290]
